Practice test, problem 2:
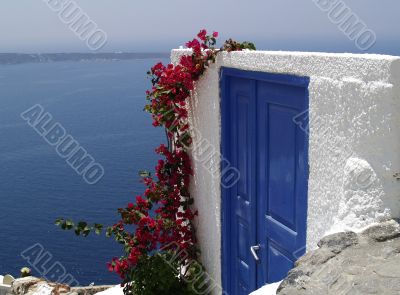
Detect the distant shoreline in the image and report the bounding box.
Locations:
[0,52,170,65]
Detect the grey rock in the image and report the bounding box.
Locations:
[12,279,70,295]
[374,258,400,277]
[317,231,358,254]
[362,219,400,242]
[277,269,311,292]
[295,248,336,266]
[8,277,113,295]
[70,286,113,295]
[277,220,400,295]
[10,277,43,295]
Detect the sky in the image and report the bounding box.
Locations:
[0,0,399,55]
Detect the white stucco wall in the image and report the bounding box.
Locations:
[171,49,400,291]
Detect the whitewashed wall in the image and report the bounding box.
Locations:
[171,50,400,291]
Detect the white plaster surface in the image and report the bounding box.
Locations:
[249,281,281,295]
[0,286,9,295]
[94,285,123,295]
[0,276,11,295]
[171,49,400,294]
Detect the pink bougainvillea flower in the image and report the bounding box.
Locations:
[197,29,207,41]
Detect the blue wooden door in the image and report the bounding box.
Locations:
[221,68,309,295]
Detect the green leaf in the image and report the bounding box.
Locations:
[94,224,103,235]
[139,170,151,177]
[82,227,91,237]
[77,221,87,229]
[65,219,74,228]
[94,223,103,230]
[106,227,113,237]
[241,41,256,50]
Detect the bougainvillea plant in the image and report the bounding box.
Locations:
[56,30,255,295]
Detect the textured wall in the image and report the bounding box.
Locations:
[171,50,400,291]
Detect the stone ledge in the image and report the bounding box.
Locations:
[277,219,400,295]
[8,277,113,295]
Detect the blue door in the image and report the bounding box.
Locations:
[221,68,309,295]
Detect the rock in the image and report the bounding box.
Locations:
[317,231,358,254]
[362,219,400,242]
[8,277,113,295]
[10,277,43,295]
[277,269,311,293]
[70,286,113,295]
[295,248,336,266]
[277,219,400,295]
[13,279,70,295]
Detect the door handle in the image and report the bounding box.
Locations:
[250,245,260,262]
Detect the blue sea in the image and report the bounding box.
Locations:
[0,58,168,285]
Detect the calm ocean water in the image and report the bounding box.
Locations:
[0,58,167,285]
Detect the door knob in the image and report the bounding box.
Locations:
[250,244,260,262]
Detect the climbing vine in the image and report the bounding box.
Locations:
[56,30,255,294]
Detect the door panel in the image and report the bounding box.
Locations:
[266,241,294,283]
[221,68,309,295]
[256,80,308,285]
[228,77,257,295]
[267,104,297,229]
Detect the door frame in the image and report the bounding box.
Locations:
[220,67,310,294]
